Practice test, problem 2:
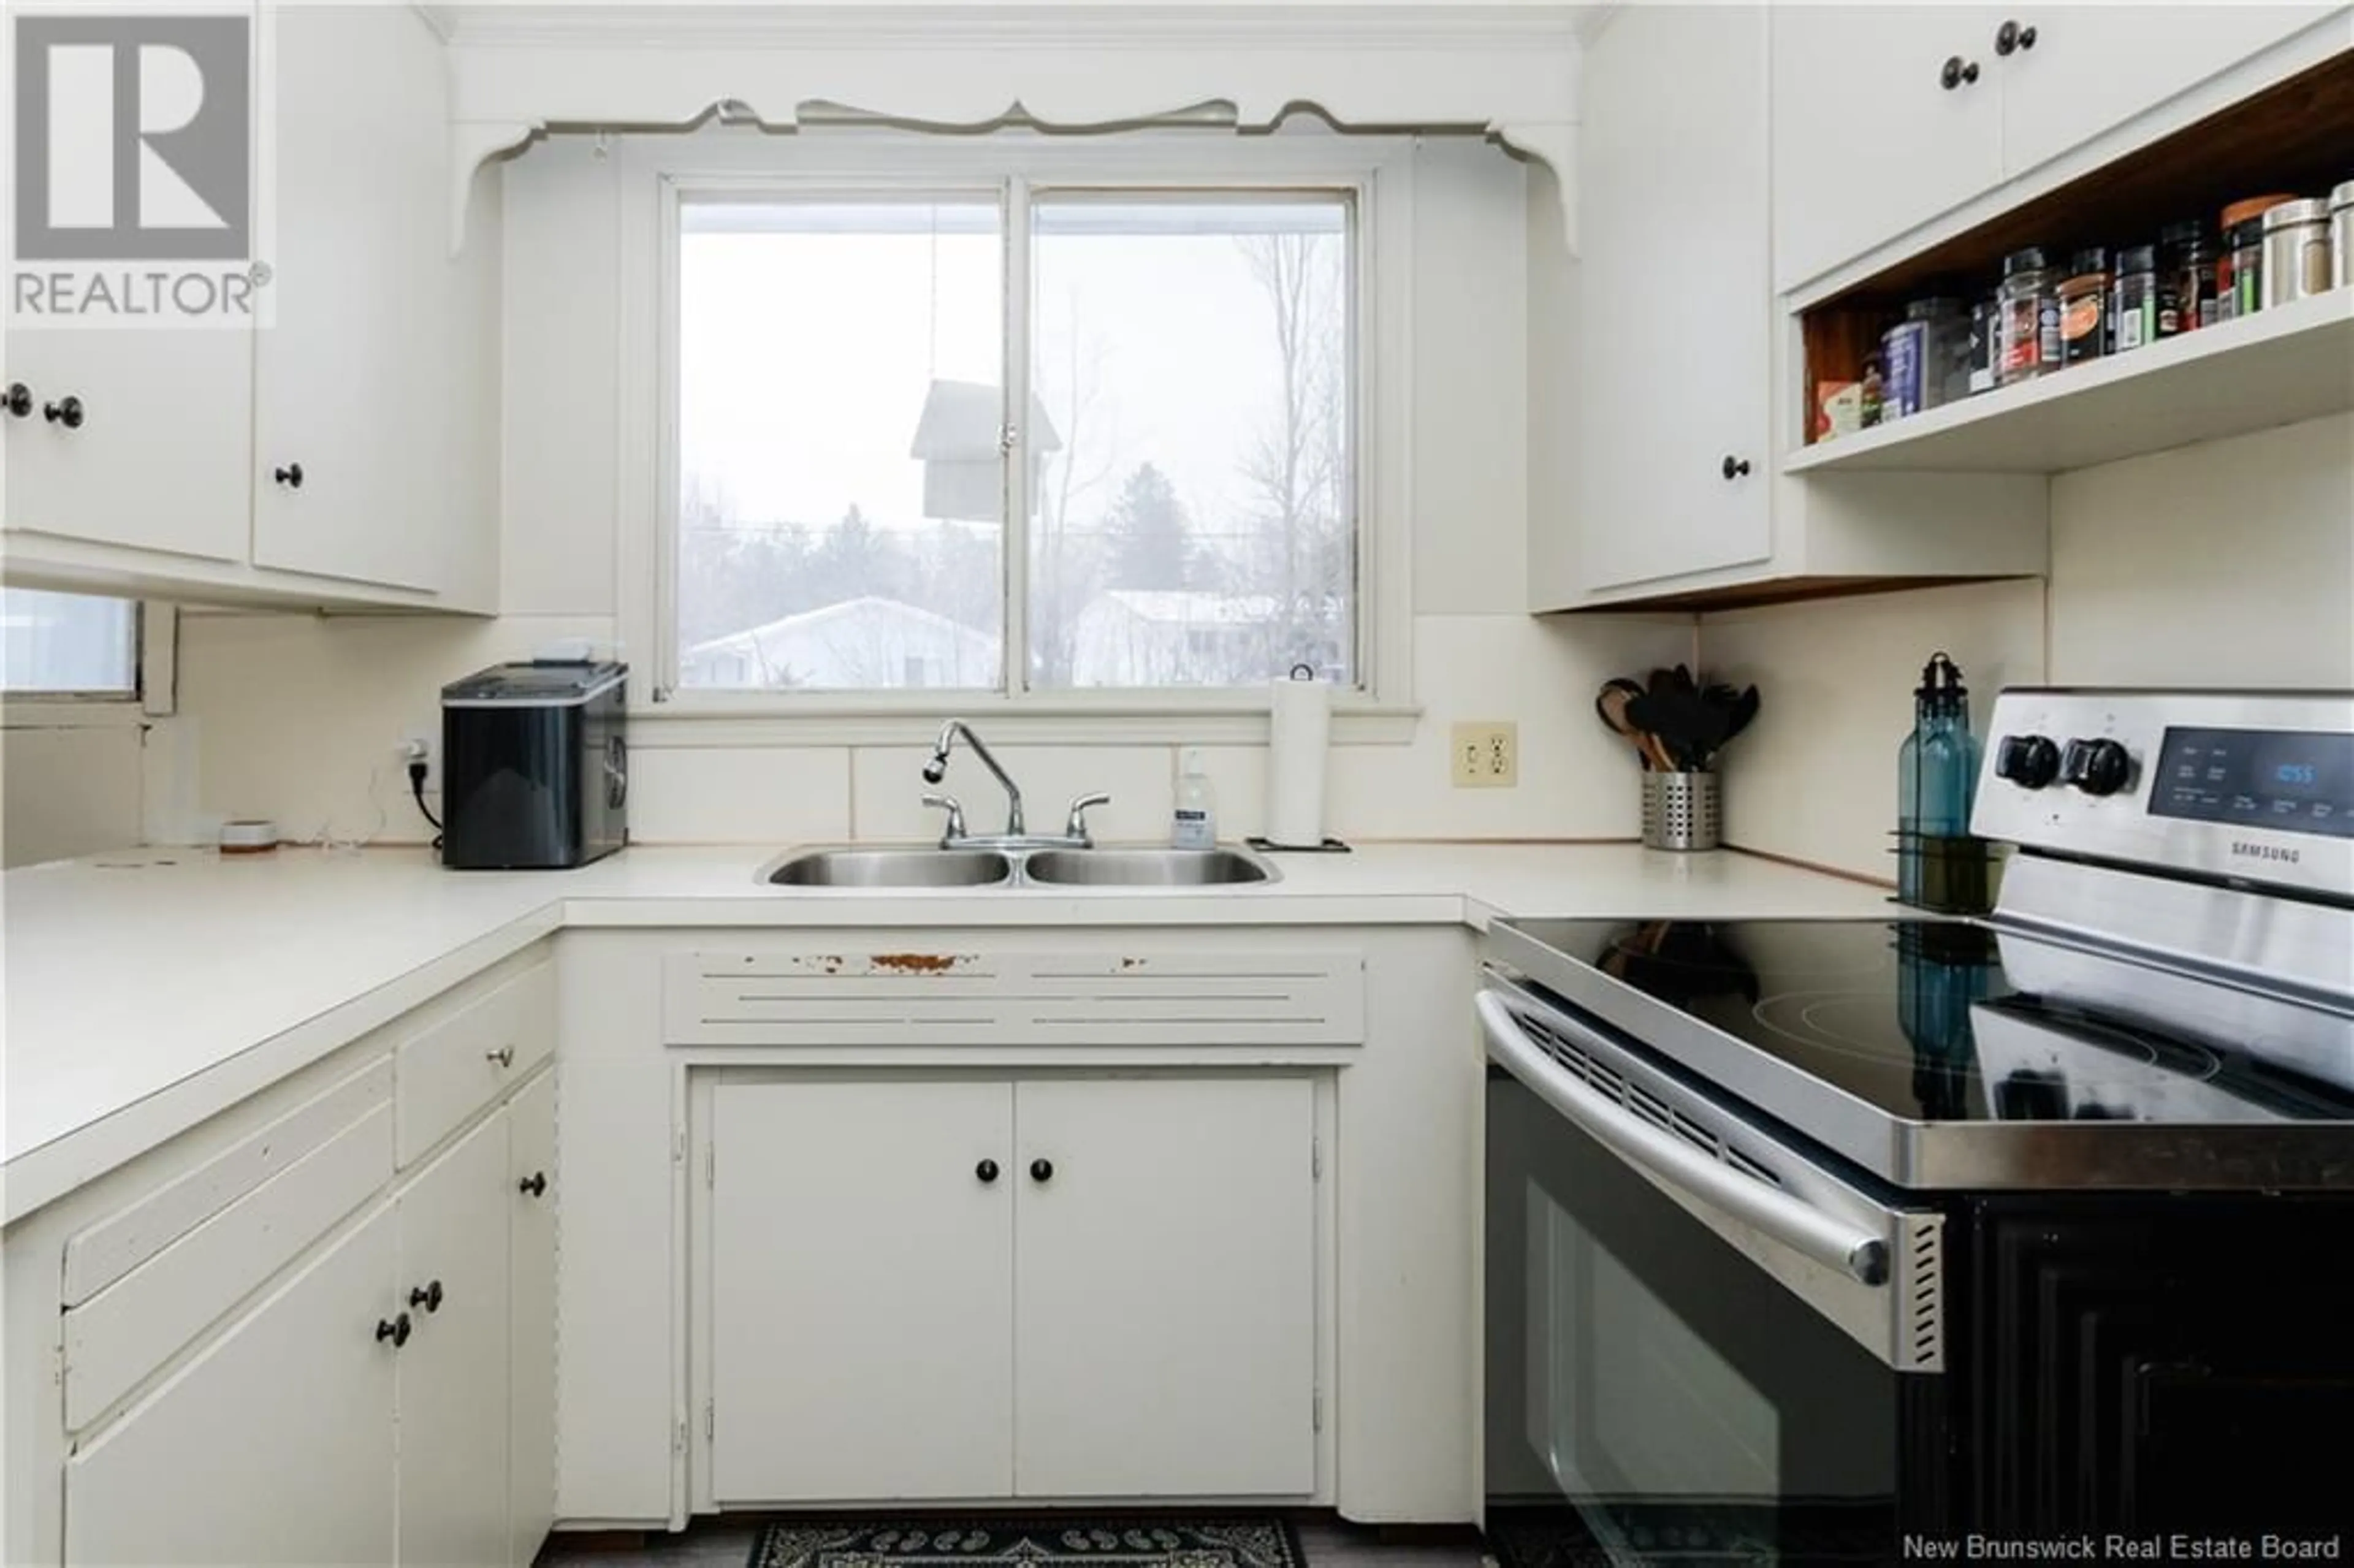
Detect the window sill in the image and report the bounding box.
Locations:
[1,697,145,730]
[628,695,1422,748]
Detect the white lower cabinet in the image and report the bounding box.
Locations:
[707,1075,1317,1503]
[63,1203,399,1566]
[712,1081,1016,1503]
[508,1071,559,1568]
[395,1111,513,1568]
[1013,1078,1316,1498]
[56,1078,557,1568]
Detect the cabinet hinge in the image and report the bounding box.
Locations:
[705,1400,716,1440]
[1311,1136,1322,1181]
[1312,1386,1324,1433]
[672,1128,685,1165]
[672,1418,687,1455]
[705,1143,715,1189]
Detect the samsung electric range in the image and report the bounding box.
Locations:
[1480,690,2354,1566]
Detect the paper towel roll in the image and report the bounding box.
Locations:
[1266,671,1332,848]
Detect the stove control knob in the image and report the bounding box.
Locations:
[2062,737,2133,797]
[1995,734,2061,790]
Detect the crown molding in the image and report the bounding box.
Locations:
[438,2,1585,256]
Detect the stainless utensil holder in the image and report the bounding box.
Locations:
[1642,771,1721,851]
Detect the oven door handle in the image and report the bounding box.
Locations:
[1477,991,1890,1287]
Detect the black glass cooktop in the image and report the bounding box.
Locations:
[1497,918,2354,1129]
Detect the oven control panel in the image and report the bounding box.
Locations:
[1975,689,2354,897]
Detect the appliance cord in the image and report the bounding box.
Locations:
[408,760,443,850]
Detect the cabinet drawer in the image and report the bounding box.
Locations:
[63,1060,392,1307]
[397,961,554,1165]
[64,1103,394,1431]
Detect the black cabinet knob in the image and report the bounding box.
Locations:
[1721,455,1752,481]
[4,382,29,418]
[43,395,83,429]
[1995,19,2036,54]
[1940,55,1981,89]
[1029,1158,1054,1183]
[376,1312,412,1347]
[519,1171,547,1198]
[408,1279,444,1314]
[274,462,303,489]
[975,1159,1000,1184]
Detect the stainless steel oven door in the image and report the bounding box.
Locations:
[1480,976,1946,1564]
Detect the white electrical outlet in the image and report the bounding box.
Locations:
[400,731,434,787]
[1450,721,1518,788]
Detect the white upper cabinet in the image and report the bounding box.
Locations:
[3,5,498,611]
[1773,3,2350,292]
[1575,1,1773,591]
[251,4,454,592]
[2,326,254,565]
[1772,5,2006,298]
[1997,6,2352,178]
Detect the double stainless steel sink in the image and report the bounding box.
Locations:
[762,845,1278,889]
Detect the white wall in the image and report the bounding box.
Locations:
[1703,413,2354,880]
[1,721,145,868]
[156,134,1690,849]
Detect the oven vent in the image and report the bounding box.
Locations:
[1897,1214,1946,1372]
[1516,1008,1784,1190]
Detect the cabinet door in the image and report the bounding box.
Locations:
[1577,4,1773,591]
[64,1203,396,1566]
[507,1071,557,1568]
[1998,5,2350,180]
[249,4,450,591]
[1013,1077,1316,1497]
[396,1111,511,1568]
[710,1081,1016,1502]
[2,323,252,563]
[1771,4,2006,292]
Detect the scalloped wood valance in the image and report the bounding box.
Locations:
[435,4,1585,254]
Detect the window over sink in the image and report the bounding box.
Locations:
[663,150,1373,709]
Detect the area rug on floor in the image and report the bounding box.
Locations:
[747,1518,1305,1568]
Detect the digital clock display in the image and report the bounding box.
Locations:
[2149,728,2353,839]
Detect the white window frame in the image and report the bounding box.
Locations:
[0,599,173,728]
[618,131,1418,747]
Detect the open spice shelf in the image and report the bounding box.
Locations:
[1787,287,2352,474]
[1792,48,2354,476]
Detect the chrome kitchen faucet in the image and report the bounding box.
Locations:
[921,719,1110,851]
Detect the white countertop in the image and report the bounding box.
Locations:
[1,840,1891,1223]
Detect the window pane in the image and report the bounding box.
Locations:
[677,199,1004,691]
[0,590,137,695]
[1029,194,1354,690]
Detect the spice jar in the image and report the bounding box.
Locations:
[2263,199,2333,308]
[1967,295,1998,396]
[2112,246,2163,352]
[1996,248,2057,385]
[2058,249,2110,364]
[2219,194,2296,319]
[2333,181,2354,299]
[2160,221,2218,333]
[1881,297,1970,417]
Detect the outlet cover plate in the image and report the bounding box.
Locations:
[1450,721,1518,788]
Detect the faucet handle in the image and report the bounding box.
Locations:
[921,793,968,847]
[1064,792,1113,846]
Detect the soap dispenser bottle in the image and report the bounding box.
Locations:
[1173,748,1217,850]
